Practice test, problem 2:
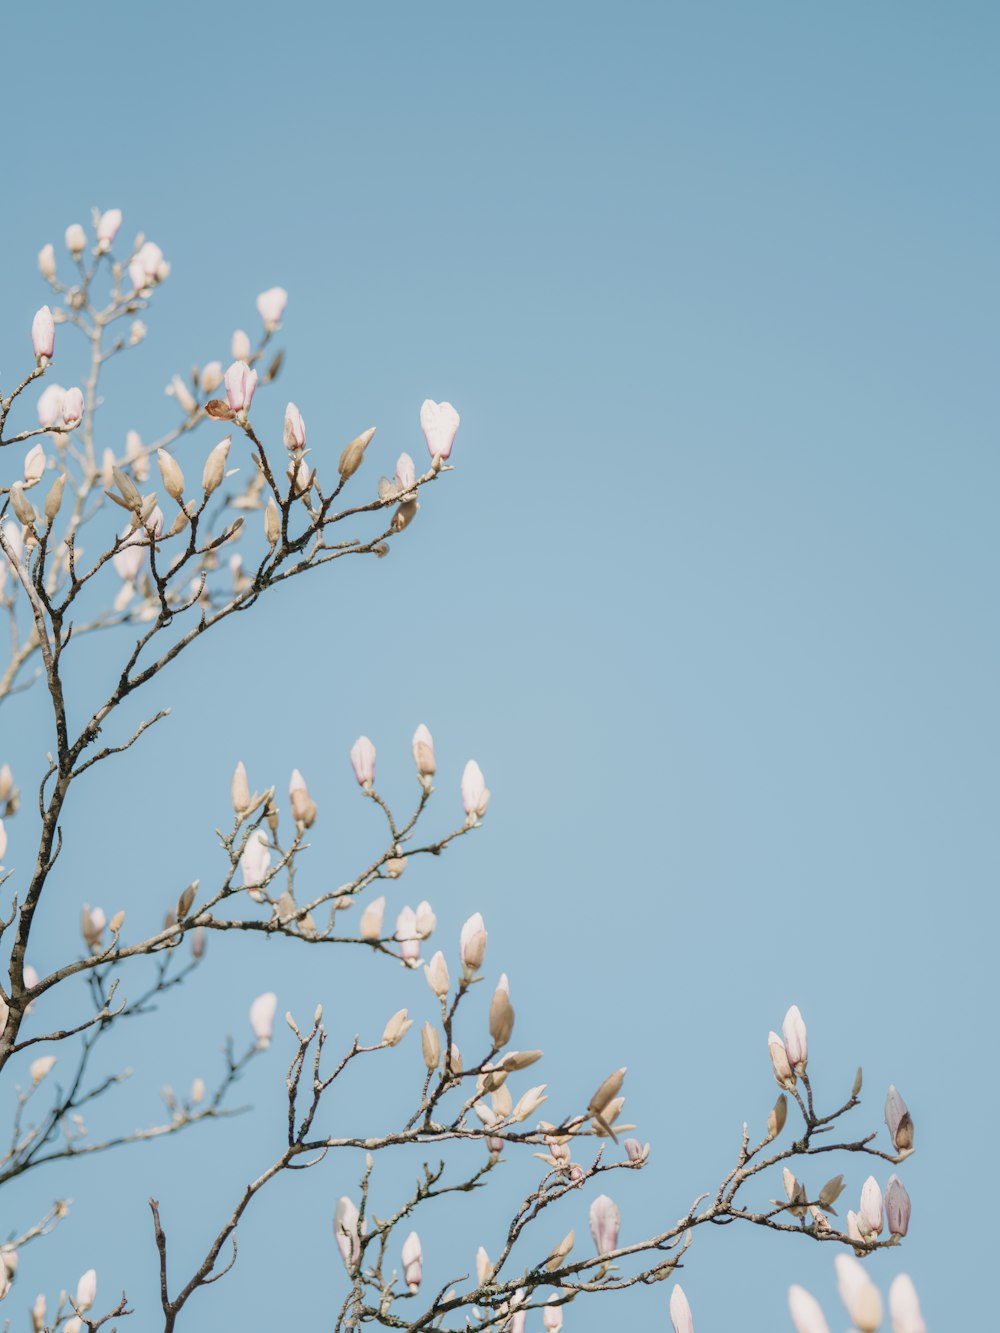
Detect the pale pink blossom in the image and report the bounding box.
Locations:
[37,384,66,428]
[461,760,490,820]
[81,905,106,952]
[256,286,288,330]
[224,361,258,414]
[284,402,306,451]
[395,907,421,964]
[459,912,487,975]
[96,208,122,245]
[31,306,55,360]
[136,240,164,278]
[75,1268,97,1312]
[835,1254,883,1332]
[200,361,224,393]
[884,1174,911,1237]
[0,820,7,863]
[420,399,460,460]
[588,1194,620,1254]
[232,329,251,361]
[350,736,376,788]
[239,830,271,892]
[888,1274,926,1333]
[333,1196,363,1271]
[249,992,277,1047]
[65,223,86,256]
[62,388,85,426]
[401,1231,422,1293]
[782,1004,808,1071]
[128,259,148,292]
[859,1175,883,1235]
[38,243,56,280]
[885,1084,913,1152]
[787,1285,831,1333]
[543,1296,564,1331]
[395,452,416,490]
[669,1285,694,1333]
[24,445,46,484]
[412,723,436,780]
[768,1030,796,1089]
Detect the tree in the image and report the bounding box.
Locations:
[0,211,920,1331]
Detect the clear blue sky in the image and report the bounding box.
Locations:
[1,3,995,1328]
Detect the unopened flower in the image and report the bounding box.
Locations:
[782,1005,808,1072]
[489,977,515,1047]
[24,444,46,484]
[382,1008,413,1047]
[30,1055,56,1084]
[395,907,420,964]
[888,1274,926,1333]
[224,360,258,414]
[338,426,376,481]
[669,1285,694,1333]
[788,1285,831,1333]
[624,1137,650,1164]
[231,329,251,360]
[38,244,56,280]
[768,1031,796,1089]
[401,1231,422,1293]
[157,448,185,502]
[75,1268,97,1312]
[166,374,197,415]
[249,991,277,1047]
[885,1085,914,1153]
[859,1175,884,1235]
[289,769,317,828]
[62,388,84,426]
[425,950,450,998]
[835,1254,883,1332]
[96,208,122,246]
[264,497,280,546]
[65,223,86,256]
[81,905,106,952]
[588,1194,620,1254]
[461,761,490,821]
[543,1295,564,1331]
[200,360,223,393]
[510,1084,547,1122]
[350,736,376,788]
[333,1197,363,1271]
[395,452,416,491]
[885,1174,911,1237]
[768,1092,788,1138]
[420,399,460,460]
[359,896,386,941]
[136,240,165,279]
[239,830,271,892]
[256,286,288,330]
[412,723,436,784]
[460,912,487,976]
[475,1245,493,1285]
[32,306,55,361]
[283,402,306,451]
[421,1021,440,1070]
[37,383,66,428]
[203,436,232,495]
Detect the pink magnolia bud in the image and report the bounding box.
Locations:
[232,329,251,360]
[350,736,376,788]
[224,361,258,414]
[65,223,86,256]
[129,258,148,292]
[62,388,84,426]
[256,286,288,330]
[283,402,306,452]
[412,723,436,782]
[588,1194,620,1254]
[249,991,277,1046]
[846,1209,863,1244]
[38,244,56,280]
[624,1137,650,1164]
[81,905,106,951]
[415,900,436,938]
[460,912,487,975]
[768,1031,796,1089]
[543,1295,564,1331]
[24,444,46,484]
[888,1274,926,1333]
[136,241,164,278]
[885,1084,914,1153]
[239,830,271,892]
[788,1285,831,1333]
[96,208,122,245]
[669,1285,694,1333]
[333,1196,363,1271]
[461,760,490,820]
[425,950,450,997]
[884,1173,911,1237]
[395,452,416,491]
[835,1254,883,1333]
[37,383,65,428]
[420,398,460,460]
[200,361,224,393]
[75,1268,97,1313]
[401,1231,422,1293]
[113,529,144,584]
[859,1175,883,1235]
[395,906,421,964]
[782,1005,808,1071]
[31,306,55,361]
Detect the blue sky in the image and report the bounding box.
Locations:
[0,3,995,1328]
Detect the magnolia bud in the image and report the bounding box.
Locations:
[885,1174,911,1237]
[62,387,84,426]
[412,723,436,784]
[338,427,376,481]
[256,286,288,330]
[489,982,515,1048]
[461,761,490,820]
[109,910,125,933]
[859,1175,884,1235]
[38,244,56,281]
[510,1084,547,1122]
[459,912,487,976]
[202,436,232,495]
[382,1008,413,1047]
[350,736,376,788]
[414,900,436,938]
[167,374,197,415]
[31,306,55,361]
[421,1021,440,1070]
[401,1231,422,1294]
[65,223,86,256]
[239,830,271,892]
[44,474,66,524]
[200,361,223,393]
[75,1268,97,1313]
[768,1093,787,1139]
[157,449,185,502]
[835,1254,883,1332]
[782,1004,808,1072]
[232,761,251,815]
[333,1196,363,1272]
[384,856,407,878]
[9,483,35,528]
[395,907,420,965]
[888,1274,925,1333]
[885,1084,914,1153]
[177,881,198,919]
[289,769,317,828]
[588,1194,620,1254]
[543,1295,564,1331]
[818,1174,845,1209]
[191,927,206,958]
[420,398,460,461]
[768,1031,796,1090]
[425,950,450,998]
[24,443,46,483]
[359,896,385,941]
[284,402,306,452]
[30,1055,57,1084]
[788,1285,831,1333]
[669,1285,694,1333]
[250,992,277,1047]
[224,361,258,414]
